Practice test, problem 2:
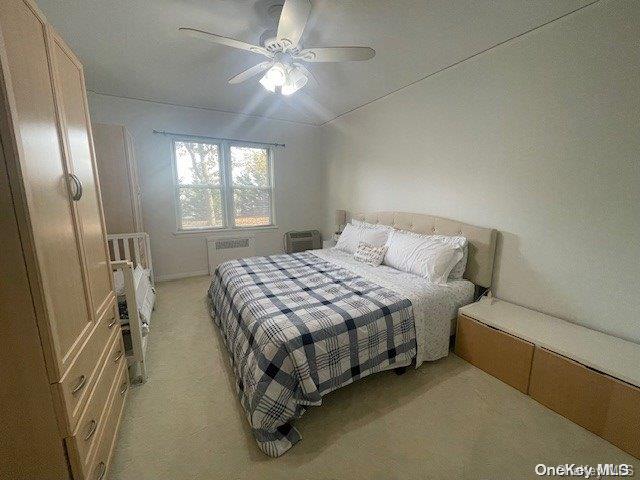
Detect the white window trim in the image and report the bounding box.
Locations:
[170,137,277,234]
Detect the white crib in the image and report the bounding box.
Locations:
[108,232,155,383]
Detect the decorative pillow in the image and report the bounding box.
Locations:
[383,230,465,284]
[353,242,387,266]
[351,219,394,231]
[335,223,388,254]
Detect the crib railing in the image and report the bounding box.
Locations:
[107,232,154,285]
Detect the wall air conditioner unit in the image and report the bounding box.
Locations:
[284,230,321,253]
[207,234,255,274]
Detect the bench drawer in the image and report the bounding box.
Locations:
[455,314,534,393]
[529,347,640,458]
[66,329,125,476]
[53,300,118,435]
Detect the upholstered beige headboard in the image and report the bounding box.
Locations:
[353,211,498,288]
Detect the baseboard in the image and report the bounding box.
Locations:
[155,269,210,282]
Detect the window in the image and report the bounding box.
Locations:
[172,139,275,231]
[230,146,273,227]
[174,140,224,229]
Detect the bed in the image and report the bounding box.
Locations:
[108,232,155,383]
[208,211,497,456]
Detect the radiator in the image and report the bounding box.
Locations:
[207,235,255,274]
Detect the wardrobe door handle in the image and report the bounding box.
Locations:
[95,461,106,480]
[68,173,83,201]
[113,350,123,363]
[71,375,86,394]
[84,419,97,441]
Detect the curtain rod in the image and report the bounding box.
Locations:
[152,129,285,148]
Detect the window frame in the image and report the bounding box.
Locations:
[171,137,276,233]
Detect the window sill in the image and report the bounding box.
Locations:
[173,225,279,237]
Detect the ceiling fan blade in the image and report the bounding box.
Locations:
[179,27,272,57]
[228,62,272,84]
[292,63,317,85]
[295,46,375,63]
[276,0,311,48]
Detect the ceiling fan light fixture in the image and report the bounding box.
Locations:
[260,63,288,93]
[282,67,307,95]
[259,74,277,93]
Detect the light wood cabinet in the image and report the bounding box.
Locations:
[0,0,93,380]
[0,1,128,478]
[92,122,144,234]
[0,79,70,480]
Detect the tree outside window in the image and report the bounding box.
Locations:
[173,139,274,231]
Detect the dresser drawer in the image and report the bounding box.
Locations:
[455,314,535,393]
[529,347,640,459]
[52,300,118,435]
[87,363,129,480]
[66,329,125,476]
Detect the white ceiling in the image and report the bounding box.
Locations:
[36,0,591,125]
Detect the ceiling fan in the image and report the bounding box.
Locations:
[179,0,375,96]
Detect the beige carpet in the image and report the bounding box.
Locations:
[110,276,634,479]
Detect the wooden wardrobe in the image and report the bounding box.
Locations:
[92,123,144,234]
[0,1,128,479]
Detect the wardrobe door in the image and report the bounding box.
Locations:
[0,0,92,379]
[50,33,113,317]
[93,124,135,233]
[0,107,71,480]
[124,128,144,232]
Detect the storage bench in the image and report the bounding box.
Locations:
[455,298,640,458]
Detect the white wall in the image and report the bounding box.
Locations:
[321,0,640,342]
[88,93,323,280]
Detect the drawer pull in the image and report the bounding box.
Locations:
[113,350,123,363]
[120,381,128,396]
[95,461,106,480]
[71,375,86,394]
[107,317,117,329]
[84,419,97,441]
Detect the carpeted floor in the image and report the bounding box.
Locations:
[110,275,635,479]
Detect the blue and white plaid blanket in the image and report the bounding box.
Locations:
[208,251,416,457]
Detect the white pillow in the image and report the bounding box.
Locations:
[335,223,388,254]
[353,242,387,266]
[449,243,468,279]
[391,229,468,280]
[383,230,465,284]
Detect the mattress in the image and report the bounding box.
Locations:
[113,265,147,297]
[113,265,155,336]
[208,251,416,456]
[312,248,475,364]
[208,249,474,456]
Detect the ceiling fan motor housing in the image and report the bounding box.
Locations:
[258,28,277,47]
[264,37,300,54]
